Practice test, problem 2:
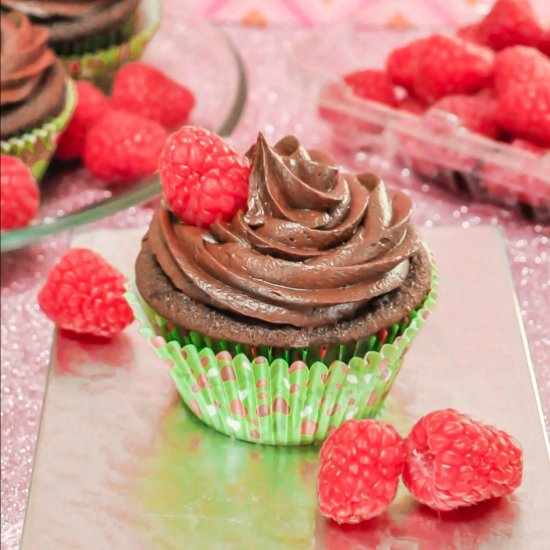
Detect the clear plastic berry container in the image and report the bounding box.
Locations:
[290,27,550,223]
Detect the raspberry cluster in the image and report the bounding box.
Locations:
[56,63,195,184]
[317,410,523,524]
[320,0,549,217]
[339,0,549,148]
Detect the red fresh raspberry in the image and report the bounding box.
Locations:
[83,110,168,184]
[317,419,405,524]
[403,409,523,512]
[0,155,39,230]
[398,95,427,115]
[429,95,500,138]
[343,69,397,106]
[386,37,429,91]
[158,126,250,227]
[111,62,195,130]
[38,248,133,338]
[56,81,110,161]
[540,30,550,57]
[497,81,550,146]
[456,23,484,45]
[412,35,495,103]
[493,46,550,96]
[476,0,546,51]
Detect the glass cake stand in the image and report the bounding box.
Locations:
[0,3,247,253]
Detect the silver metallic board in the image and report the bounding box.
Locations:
[22,226,550,549]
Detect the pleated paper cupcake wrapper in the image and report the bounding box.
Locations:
[54,13,137,57]
[125,263,438,445]
[0,80,77,180]
[61,0,160,83]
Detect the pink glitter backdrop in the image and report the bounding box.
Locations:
[187,0,550,27]
[2,10,550,550]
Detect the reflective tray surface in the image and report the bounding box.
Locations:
[22,226,550,549]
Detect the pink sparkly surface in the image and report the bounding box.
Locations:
[1,26,549,549]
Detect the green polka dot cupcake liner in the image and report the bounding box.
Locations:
[0,80,77,181]
[125,262,438,446]
[62,0,160,84]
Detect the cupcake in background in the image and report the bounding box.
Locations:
[126,127,439,446]
[1,0,139,55]
[0,12,76,179]
[1,0,161,82]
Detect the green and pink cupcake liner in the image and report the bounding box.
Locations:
[61,0,160,83]
[0,80,77,180]
[125,261,438,446]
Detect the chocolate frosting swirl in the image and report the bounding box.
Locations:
[146,134,420,329]
[0,11,55,106]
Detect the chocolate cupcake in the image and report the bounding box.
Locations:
[1,0,160,83]
[1,12,76,178]
[126,131,439,445]
[1,0,139,55]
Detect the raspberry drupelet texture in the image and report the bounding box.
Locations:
[343,69,398,106]
[493,46,550,97]
[111,62,195,130]
[158,126,251,227]
[317,419,405,524]
[84,109,168,184]
[412,35,495,103]
[38,248,134,337]
[497,81,550,146]
[476,0,546,51]
[403,409,523,512]
[430,95,500,138]
[0,155,39,230]
[56,81,110,161]
[386,38,430,91]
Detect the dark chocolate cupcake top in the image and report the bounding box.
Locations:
[0,11,55,106]
[1,11,66,139]
[145,134,421,329]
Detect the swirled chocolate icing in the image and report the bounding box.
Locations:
[1,11,66,139]
[145,134,422,329]
[1,12,54,105]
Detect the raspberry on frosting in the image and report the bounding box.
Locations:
[149,132,424,330]
[158,126,250,227]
